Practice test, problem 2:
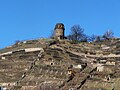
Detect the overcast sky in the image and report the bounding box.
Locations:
[0,0,120,48]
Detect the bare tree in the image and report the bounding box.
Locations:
[103,30,114,40]
[67,25,86,42]
[88,34,97,42]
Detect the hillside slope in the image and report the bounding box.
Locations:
[0,38,120,90]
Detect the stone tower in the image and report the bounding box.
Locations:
[54,23,65,40]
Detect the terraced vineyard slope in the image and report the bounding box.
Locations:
[0,38,120,90]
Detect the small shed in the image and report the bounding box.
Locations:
[68,69,72,75]
[43,58,55,66]
[99,60,107,64]
[106,60,116,65]
[97,65,104,72]
[1,57,6,60]
[73,65,82,69]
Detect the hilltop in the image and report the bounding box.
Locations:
[0,23,120,90]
